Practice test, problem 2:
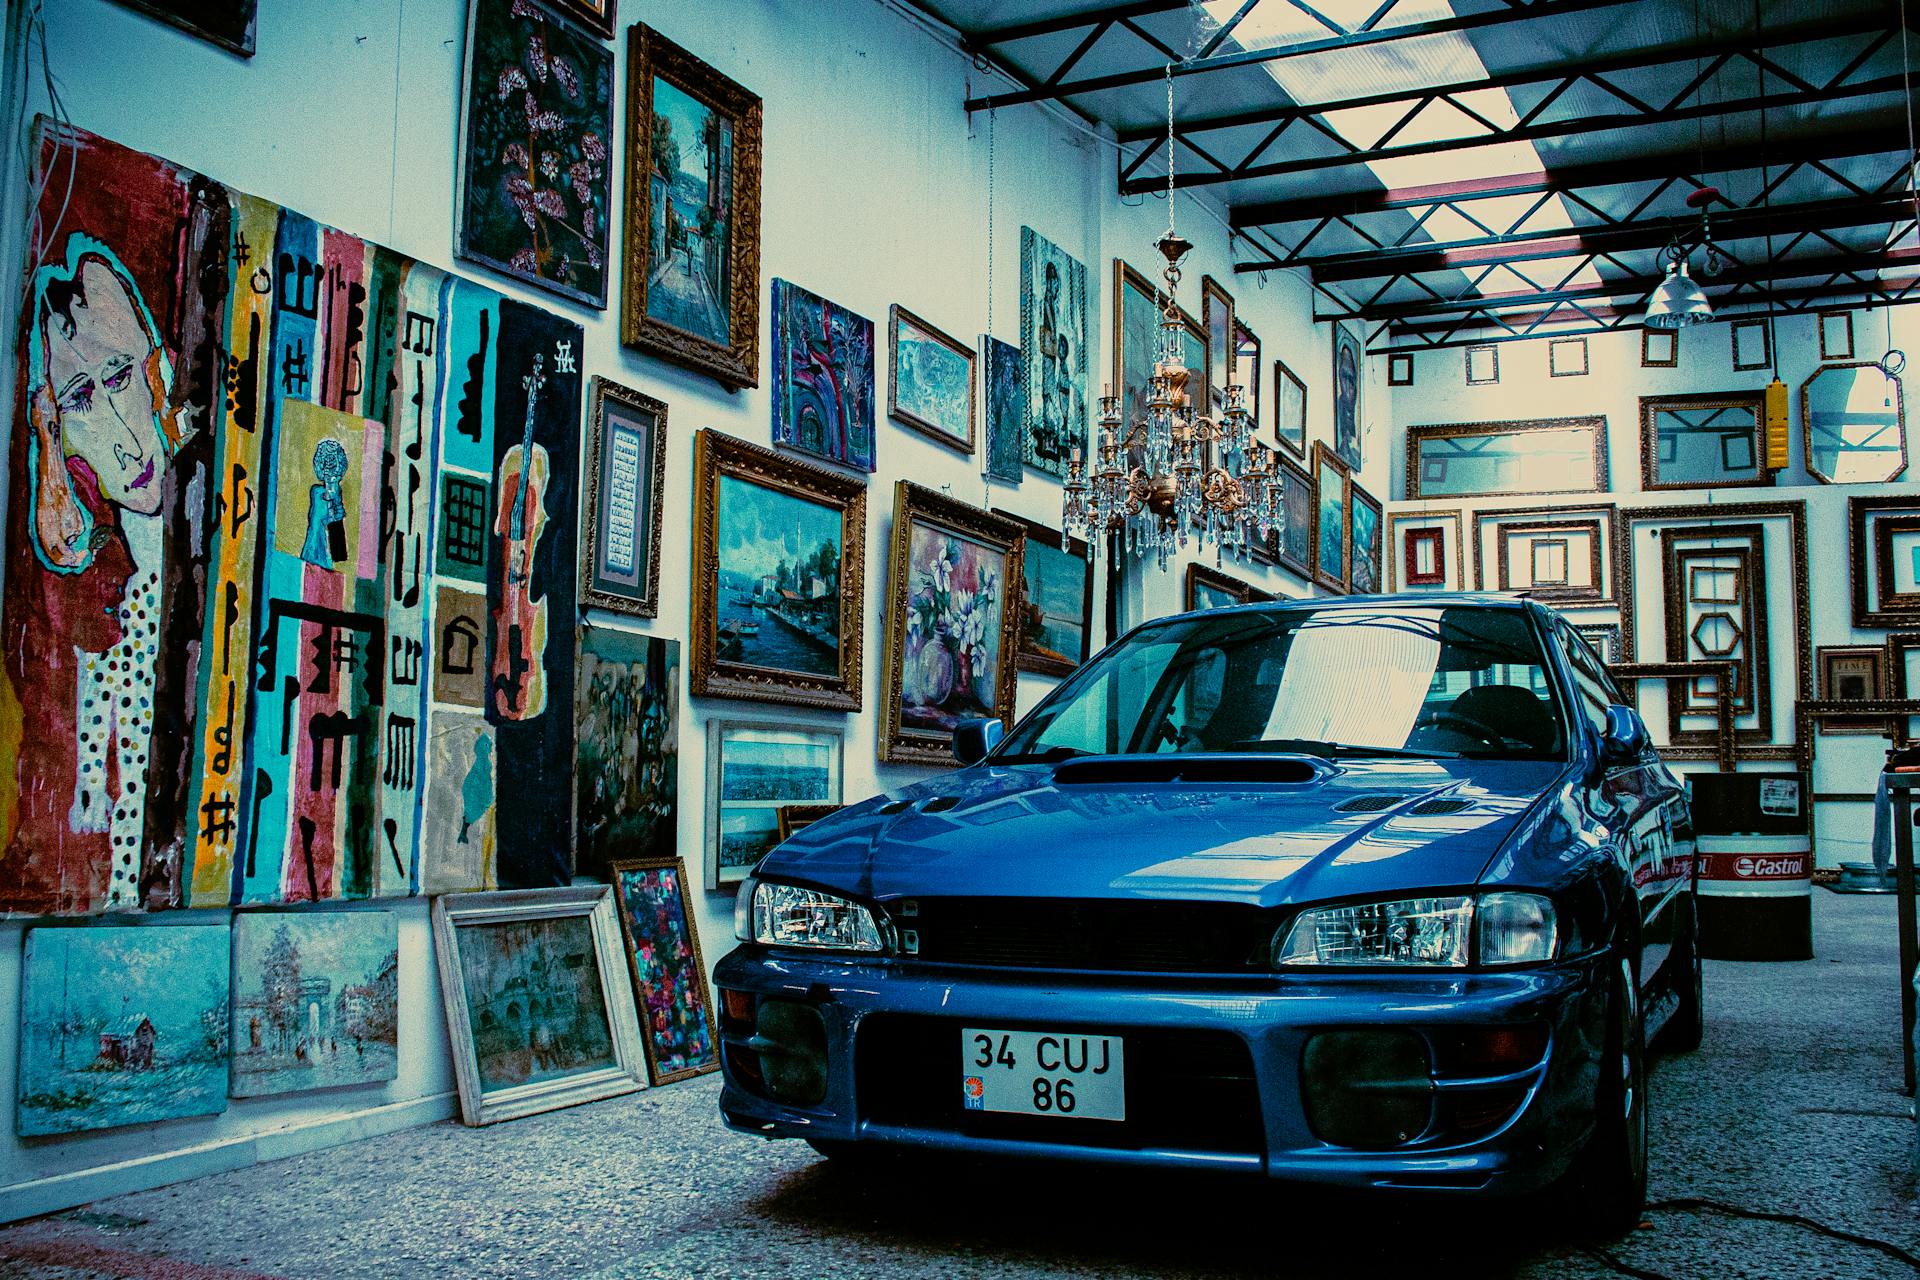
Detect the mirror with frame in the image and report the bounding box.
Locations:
[1801,360,1907,484]
[1406,417,1607,499]
[1640,392,1766,490]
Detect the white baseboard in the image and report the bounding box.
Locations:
[0,1091,459,1225]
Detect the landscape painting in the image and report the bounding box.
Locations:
[611,857,719,1084]
[714,474,843,679]
[770,279,875,472]
[18,926,230,1136]
[231,912,399,1098]
[1020,228,1088,477]
[890,306,975,453]
[705,721,843,889]
[456,913,618,1094]
[457,0,614,308]
[1349,487,1384,595]
[576,629,678,877]
[996,512,1089,677]
[644,75,733,347]
[981,336,1023,485]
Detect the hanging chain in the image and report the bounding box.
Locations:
[1165,60,1177,238]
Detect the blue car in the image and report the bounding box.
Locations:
[714,595,1701,1233]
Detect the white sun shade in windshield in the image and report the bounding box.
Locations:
[1261,611,1441,748]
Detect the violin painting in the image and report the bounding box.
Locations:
[492,352,551,720]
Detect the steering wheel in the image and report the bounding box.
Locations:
[1422,711,1507,752]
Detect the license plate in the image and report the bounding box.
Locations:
[960,1027,1125,1121]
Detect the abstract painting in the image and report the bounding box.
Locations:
[580,377,668,618]
[770,279,875,472]
[980,336,1023,485]
[457,0,615,308]
[1020,228,1088,477]
[624,25,762,388]
[231,911,399,1098]
[0,122,585,915]
[881,485,1024,766]
[691,431,866,710]
[576,628,678,877]
[995,511,1091,677]
[704,720,843,889]
[889,306,975,453]
[1333,325,1363,470]
[18,925,230,1136]
[610,856,719,1084]
[432,886,642,1125]
[112,0,256,55]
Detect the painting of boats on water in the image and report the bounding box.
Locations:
[231,912,399,1098]
[17,925,230,1136]
[714,473,842,680]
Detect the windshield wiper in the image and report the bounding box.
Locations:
[1249,738,1461,761]
[991,745,1094,765]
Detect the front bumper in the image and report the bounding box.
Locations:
[713,947,1608,1194]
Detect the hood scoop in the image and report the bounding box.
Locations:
[1334,793,1410,813]
[1052,755,1325,787]
[1409,797,1474,816]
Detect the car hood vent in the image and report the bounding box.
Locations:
[1409,797,1473,816]
[1334,793,1409,813]
[1051,755,1324,787]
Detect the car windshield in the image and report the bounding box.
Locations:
[995,603,1568,763]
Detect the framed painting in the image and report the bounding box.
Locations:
[1272,358,1307,458]
[1818,645,1887,735]
[1332,324,1363,469]
[551,0,614,37]
[981,335,1024,484]
[704,720,844,889]
[1113,259,1206,462]
[457,0,615,308]
[778,803,841,840]
[1312,442,1352,593]
[880,484,1025,766]
[1186,563,1266,611]
[18,925,230,1136]
[770,278,875,472]
[1019,227,1089,478]
[432,887,643,1126]
[994,510,1093,676]
[576,628,677,877]
[889,305,976,453]
[622,25,762,386]
[1201,275,1234,414]
[690,430,866,709]
[580,377,668,617]
[112,0,256,55]
[1233,321,1261,429]
[1349,483,1384,595]
[1274,449,1315,579]
[231,911,399,1099]
[608,856,719,1085]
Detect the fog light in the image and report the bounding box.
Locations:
[753,1000,828,1105]
[720,987,754,1028]
[1302,1030,1432,1147]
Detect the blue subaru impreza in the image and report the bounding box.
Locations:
[714,595,1701,1233]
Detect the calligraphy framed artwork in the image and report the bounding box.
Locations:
[579,377,667,617]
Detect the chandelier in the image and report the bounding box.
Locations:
[1062,66,1280,570]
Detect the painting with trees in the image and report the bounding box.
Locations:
[230,911,400,1098]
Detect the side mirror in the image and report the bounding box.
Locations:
[1599,704,1650,766]
[951,717,1005,766]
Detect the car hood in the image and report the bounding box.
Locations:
[759,754,1570,909]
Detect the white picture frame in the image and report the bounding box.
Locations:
[705,719,845,890]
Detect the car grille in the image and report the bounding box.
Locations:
[856,1015,1265,1155]
[892,898,1274,973]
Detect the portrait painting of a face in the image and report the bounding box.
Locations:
[1333,325,1362,470]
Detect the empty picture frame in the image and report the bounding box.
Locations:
[1388,510,1463,591]
[1466,344,1499,385]
[1819,310,1854,361]
[1408,417,1608,500]
[1272,358,1307,456]
[1642,328,1678,368]
[1473,505,1619,603]
[1549,338,1588,377]
[1850,495,1920,627]
[1730,319,1771,371]
[1639,392,1767,491]
[1387,352,1415,386]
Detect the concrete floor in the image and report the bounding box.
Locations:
[0,892,1915,1280]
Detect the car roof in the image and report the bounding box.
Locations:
[1169,591,1540,620]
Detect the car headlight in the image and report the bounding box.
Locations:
[1275,893,1556,968]
[735,878,884,952]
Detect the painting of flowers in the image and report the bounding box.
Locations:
[881,485,1024,765]
[458,0,614,308]
[610,857,718,1085]
[771,279,875,472]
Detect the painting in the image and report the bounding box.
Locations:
[1019,228,1088,478]
[882,485,1024,766]
[432,886,642,1125]
[1349,483,1383,595]
[1818,645,1887,735]
[551,0,613,37]
[18,925,229,1136]
[457,0,615,308]
[1273,358,1307,457]
[770,279,874,472]
[1333,325,1363,469]
[610,857,719,1085]
[580,378,668,617]
[112,0,256,55]
[1186,564,1265,612]
[420,711,496,895]
[1274,450,1314,580]
[1202,276,1233,414]
[576,628,677,877]
[231,911,399,1098]
[1113,261,1205,464]
[995,510,1092,677]
[691,431,866,709]
[890,306,975,453]
[0,122,586,916]
[1313,443,1351,593]
[623,25,762,388]
[981,336,1023,485]
[704,720,842,890]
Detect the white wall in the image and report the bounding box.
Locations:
[1,0,1366,1212]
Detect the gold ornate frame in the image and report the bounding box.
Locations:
[1201,274,1235,413]
[1638,391,1769,491]
[607,856,720,1086]
[1273,448,1315,579]
[1349,481,1384,595]
[1185,562,1267,611]
[1849,495,1920,627]
[888,304,977,453]
[879,483,1025,767]
[1471,504,1622,603]
[1387,509,1463,591]
[622,25,762,389]
[689,430,865,709]
[1272,357,1308,456]
[1800,361,1909,485]
[578,376,669,618]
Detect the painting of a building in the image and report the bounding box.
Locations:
[230,912,400,1098]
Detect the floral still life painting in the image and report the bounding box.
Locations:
[458,0,615,308]
[18,925,231,1136]
[231,911,399,1099]
[611,857,719,1084]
